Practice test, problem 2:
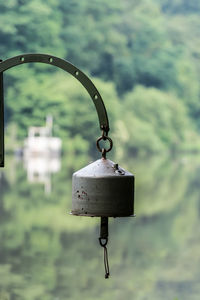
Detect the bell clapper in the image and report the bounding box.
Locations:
[99,217,110,279]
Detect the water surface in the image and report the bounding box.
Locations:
[0,154,200,300]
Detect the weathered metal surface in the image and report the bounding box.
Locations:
[71,158,134,217]
[0,61,4,167]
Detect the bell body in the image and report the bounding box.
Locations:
[71,158,134,217]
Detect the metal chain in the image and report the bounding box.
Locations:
[96,130,113,159]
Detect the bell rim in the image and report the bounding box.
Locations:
[69,211,136,218]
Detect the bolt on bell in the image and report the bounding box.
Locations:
[71,158,134,217]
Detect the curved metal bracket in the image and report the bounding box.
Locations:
[0,54,110,167]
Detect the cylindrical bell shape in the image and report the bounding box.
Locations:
[71,158,134,217]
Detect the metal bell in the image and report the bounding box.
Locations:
[71,158,134,217]
[0,53,136,280]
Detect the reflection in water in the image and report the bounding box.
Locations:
[24,155,61,195]
[0,154,200,299]
[23,115,62,195]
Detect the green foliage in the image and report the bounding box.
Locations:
[59,0,182,95]
[5,69,121,158]
[114,86,200,158]
[157,0,200,14]
[0,0,64,57]
[1,0,200,156]
[166,14,200,126]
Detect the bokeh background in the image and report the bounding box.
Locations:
[1,0,200,299]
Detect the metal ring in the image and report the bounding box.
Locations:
[99,237,108,247]
[96,135,113,153]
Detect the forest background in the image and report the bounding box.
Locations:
[1,0,200,162]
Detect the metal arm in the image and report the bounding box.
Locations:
[0,54,110,167]
[0,61,4,167]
